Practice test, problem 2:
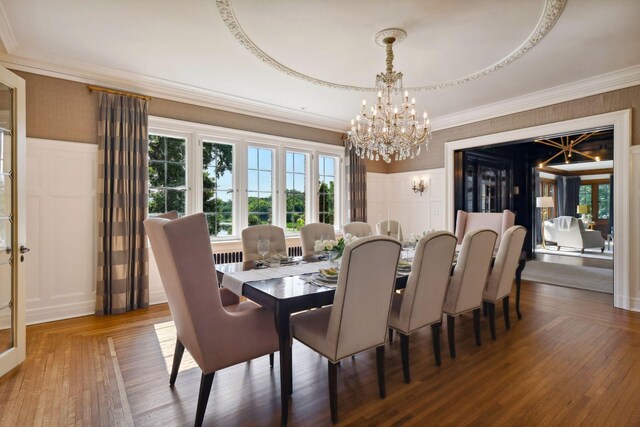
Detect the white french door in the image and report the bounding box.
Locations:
[0,66,26,377]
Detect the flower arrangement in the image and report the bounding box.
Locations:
[314,233,359,258]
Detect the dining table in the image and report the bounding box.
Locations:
[215,251,526,426]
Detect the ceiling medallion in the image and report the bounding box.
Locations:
[348,29,431,163]
[216,0,566,92]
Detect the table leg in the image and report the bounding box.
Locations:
[274,303,291,427]
[515,251,525,320]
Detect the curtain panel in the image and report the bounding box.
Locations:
[346,143,367,222]
[96,93,149,315]
[556,176,580,217]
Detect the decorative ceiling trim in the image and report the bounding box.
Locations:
[216,0,566,92]
[0,3,17,54]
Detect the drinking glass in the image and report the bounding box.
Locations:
[257,239,270,264]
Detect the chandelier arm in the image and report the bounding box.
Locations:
[571,150,600,162]
[540,149,567,166]
[536,139,564,149]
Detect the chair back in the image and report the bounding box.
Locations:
[144,213,225,371]
[444,229,497,315]
[484,226,527,302]
[241,224,287,261]
[343,221,372,238]
[398,231,457,332]
[300,223,336,256]
[327,236,401,360]
[376,220,403,241]
[153,210,179,220]
[454,209,515,249]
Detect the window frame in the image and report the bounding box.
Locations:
[580,179,611,221]
[148,116,345,241]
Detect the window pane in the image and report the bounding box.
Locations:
[598,184,610,219]
[579,185,592,214]
[148,134,186,217]
[286,151,307,232]
[202,141,234,237]
[248,147,273,225]
[318,155,336,226]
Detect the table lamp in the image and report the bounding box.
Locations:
[577,204,589,223]
[536,196,554,249]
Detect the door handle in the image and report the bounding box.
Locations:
[19,246,30,254]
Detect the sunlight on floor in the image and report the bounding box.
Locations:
[153,320,198,375]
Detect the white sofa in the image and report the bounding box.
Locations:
[543,216,605,253]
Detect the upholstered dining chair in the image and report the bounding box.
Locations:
[483,225,527,340]
[144,213,279,427]
[300,222,336,256]
[290,235,401,423]
[241,224,288,262]
[376,219,403,241]
[343,221,372,238]
[454,209,515,250]
[388,231,457,383]
[442,229,497,358]
[155,210,179,220]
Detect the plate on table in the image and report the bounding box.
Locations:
[397,260,412,272]
[318,268,339,281]
[310,273,338,287]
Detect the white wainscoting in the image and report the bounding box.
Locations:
[366,168,445,238]
[26,138,97,324]
[627,145,640,311]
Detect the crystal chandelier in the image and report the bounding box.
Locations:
[348,29,432,163]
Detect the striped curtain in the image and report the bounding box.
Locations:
[346,142,367,222]
[96,93,149,315]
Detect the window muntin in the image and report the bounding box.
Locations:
[247,147,273,225]
[202,141,234,237]
[285,151,307,232]
[318,155,336,225]
[148,134,187,216]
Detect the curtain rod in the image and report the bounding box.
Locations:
[87,85,151,101]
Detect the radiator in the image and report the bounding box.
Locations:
[213,246,303,264]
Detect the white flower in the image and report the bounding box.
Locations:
[326,243,334,251]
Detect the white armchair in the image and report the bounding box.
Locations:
[543,216,605,253]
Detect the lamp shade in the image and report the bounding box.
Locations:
[536,196,554,208]
[577,204,589,214]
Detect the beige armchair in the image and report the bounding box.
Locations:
[543,216,605,253]
[454,209,515,250]
[291,235,401,423]
[388,231,457,382]
[300,223,336,256]
[443,229,497,358]
[241,224,288,262]
[144,214,279,426]
[343,221,372,238]
[376,219,403,241]
[483,226,527,340]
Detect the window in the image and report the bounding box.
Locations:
[148,134,187,216]
[247,147,273,225]
[318,155,336,225]
[579,181,610,221]
[202,141,233,237]
[148,117,344,239]
[285,151,307,232]
[540,179,556,218]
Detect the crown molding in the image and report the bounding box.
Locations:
[431,64,640,131]
[0,53,347,132]
[0,3,17,53]
[0,53,638,136]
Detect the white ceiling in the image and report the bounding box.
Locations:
[0,0,639,132]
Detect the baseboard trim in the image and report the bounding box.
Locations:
[149,290,167,306]
[614,295,640,312]
[25,300,96,325]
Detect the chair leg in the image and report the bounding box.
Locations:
[269,353,274,368]
[388,328,394,343]
[376,346,386,398]
[169,339,185,386]
[195,372,215,427]
[431,322,442,366]
[400,333,410,383]
[473,308,481,346]
[488,302,497,340]
[482,301,488,316]
[328,361,339,424]
[503,296,511,330]
[447,315,456,358]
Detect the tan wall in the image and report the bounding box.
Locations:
[15,70,345,146]
[374,85,640,174]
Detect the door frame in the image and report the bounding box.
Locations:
[0,66,26,377]
[444,110,632,311]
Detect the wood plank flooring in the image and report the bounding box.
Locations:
[1,280,640,426]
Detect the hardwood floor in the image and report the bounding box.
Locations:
[2,281,640,426]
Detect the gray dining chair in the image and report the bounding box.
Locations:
[388,231,457,382]
[290,235,401,423]
[241,224,288,262]
[300,222,336,256]
[376,219,403,241]
[144,213,279,426]
[483,225,527,339]
[343,221,372,238]
[442,229,497,358]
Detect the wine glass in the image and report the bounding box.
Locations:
[319,235,328,259]
[257,239,270,265]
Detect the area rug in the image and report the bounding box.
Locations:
[535,245,613,261]
[521,261,613,294]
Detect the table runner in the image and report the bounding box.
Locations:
[221,261,335,296]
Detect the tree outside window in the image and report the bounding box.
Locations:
[318,155,336,225]
[202,142,233,236]
[148,135,186,215]
[247,147,273,226]
[285,151,306,232]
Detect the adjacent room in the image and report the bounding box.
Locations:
[1,1,639,426]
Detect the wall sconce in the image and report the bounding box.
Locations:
[412,177,426,196]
